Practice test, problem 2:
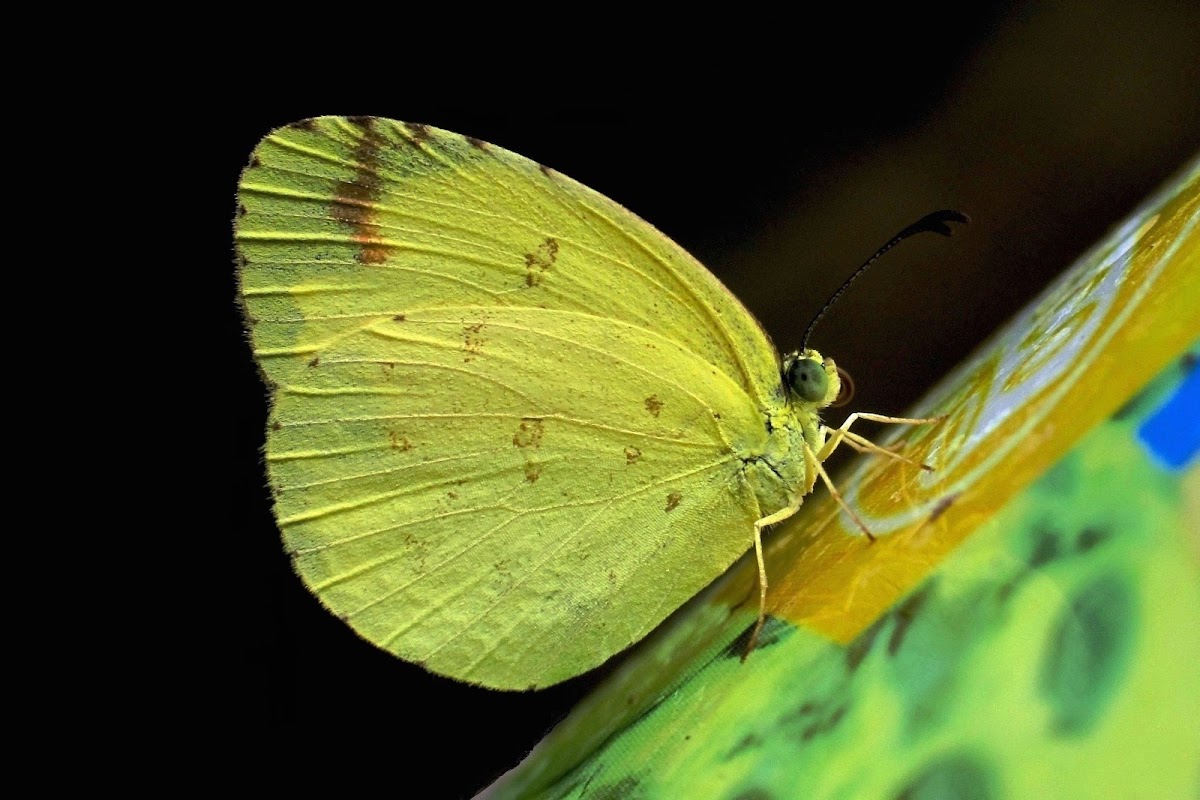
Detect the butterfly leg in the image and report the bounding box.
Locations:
[822,428,934,471]
[744,499,804,659]
[803,440,875,542]
[817,412,944,464]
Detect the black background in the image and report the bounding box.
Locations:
[223,4,1199,795]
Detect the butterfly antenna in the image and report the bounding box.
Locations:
[799,210,969,352]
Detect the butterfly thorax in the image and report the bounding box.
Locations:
[737,349,841,519]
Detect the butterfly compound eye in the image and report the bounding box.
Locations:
[788,358,830,403]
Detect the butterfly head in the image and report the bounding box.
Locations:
[782,349,853,409]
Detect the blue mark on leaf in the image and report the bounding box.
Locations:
[1137,356,1198,470]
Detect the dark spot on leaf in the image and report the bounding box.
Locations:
[287,118,317,131]
[389,431,413,451]
[539,163,552,177]
[447,491,458,499]
[729,789,773,800]
[307,357,319,367]
[270,421,282,431]
[624,446,642,464]
[466,135,487,150]
[587,776,642,800]
[1028,527,1061,568]
[724,733,763,759]
[888,580,935,656]
[1040,573,1135,736]
[524,462,542,483]
[393,314,406,322]
[894,752,997,800]
[723,616,790,659]
[780,701,820,724]
[608,570,617,583]
[513,418,545,448]
[1110,393,1142,421]
[846,613,887,671]
[995,576,1021,603]
[927,494,958,523]
[237,204,247,217]
[1076,526,1108,552]
[800,704,847,742]
[645,395,664,417]
[665,492,682,511]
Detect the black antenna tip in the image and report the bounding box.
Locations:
[903,210,971,239]
[797,209,970,353]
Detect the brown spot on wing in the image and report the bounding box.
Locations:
[358,245,389,264]
[645,395,664,417]
[513,418,545,448]
[403,122,431,142]
[523,237,559,287]
[463,323,485,360]
[665,492,682,512]
[331,117,390,264]
[330,198,372,226]
[624,446,642,465]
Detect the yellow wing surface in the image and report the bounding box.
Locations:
[237,117,784,688]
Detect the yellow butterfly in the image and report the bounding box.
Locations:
[236,117,961,689]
